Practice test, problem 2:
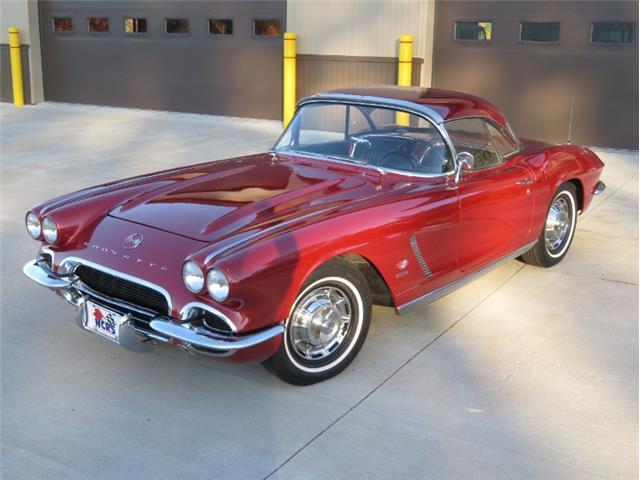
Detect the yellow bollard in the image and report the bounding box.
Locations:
[8,27,25,106]
[396,34,413,126]
[397,34,413,87]
[283,32,297,127]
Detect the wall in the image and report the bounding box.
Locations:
[433,0,639,149]
[1,0,44,103]
[39,1,285,119]
[288,0,435,97]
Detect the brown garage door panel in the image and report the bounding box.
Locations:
[40,1,285,119]
[434,0,639,149]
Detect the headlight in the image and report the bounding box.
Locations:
[26,212,41,239]
[207,268,229,301]
[42,216,58,244]
[183,261,204,293]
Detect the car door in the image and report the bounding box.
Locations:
[446,117,534,272]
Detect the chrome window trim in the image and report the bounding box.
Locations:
[58,256,173,314]
[273,96,459,178]
[180,302,237,333]
[443,115,524,164]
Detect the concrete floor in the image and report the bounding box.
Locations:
[1,103,638,480]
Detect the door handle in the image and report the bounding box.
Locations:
[516,178,533,185]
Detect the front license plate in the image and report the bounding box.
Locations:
[83,301,123,343]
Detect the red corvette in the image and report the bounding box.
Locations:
[23,87,605,385]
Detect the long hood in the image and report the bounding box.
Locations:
[108,153,383,243]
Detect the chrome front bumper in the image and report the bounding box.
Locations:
[22,259,284,354]
[594,180,606,195]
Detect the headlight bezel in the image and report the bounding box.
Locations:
[42,216,59,244]
[182,260,205,293]
[26,212,42,239]
[206,268,230,302]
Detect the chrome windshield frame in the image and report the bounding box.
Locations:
[272,94,460,180]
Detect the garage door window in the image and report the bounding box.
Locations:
[591,23,634,44]
[454,21,492,41]
[209,19,233,35]
[165,18,189,35]
[53,17,73,33]
[88,17,109,34]
[125,17,147,34]
[520,22,560,43]
[253,19,280,37]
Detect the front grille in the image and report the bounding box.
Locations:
[75,265,169,315]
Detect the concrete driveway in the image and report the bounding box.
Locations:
[1,103,638,480]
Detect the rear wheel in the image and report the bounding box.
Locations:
[522,183,577,268]
[263,259,371,385]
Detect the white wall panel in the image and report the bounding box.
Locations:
[287,0,433,62]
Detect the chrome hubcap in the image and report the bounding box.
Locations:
[289,286,352,361]
[545,196,571,252]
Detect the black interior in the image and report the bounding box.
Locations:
[298,128,452,174]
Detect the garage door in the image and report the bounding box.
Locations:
[433,1,638,149]
[39,1,285,119]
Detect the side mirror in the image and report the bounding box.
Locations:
[457,151,475,171]
[454,151,475,183]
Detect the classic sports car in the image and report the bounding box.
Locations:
[23,87,606,385]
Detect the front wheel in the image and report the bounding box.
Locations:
[522,183,577,268]
[263,259,372,385]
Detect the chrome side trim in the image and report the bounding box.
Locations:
[149,318,284,352]
[179,302,238,333]
[397,241,536,313]
[59,256,173,314]
[409,234,433,279]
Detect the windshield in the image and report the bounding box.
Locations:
[274,102,454,174]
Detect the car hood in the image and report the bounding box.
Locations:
[109,153,384,244]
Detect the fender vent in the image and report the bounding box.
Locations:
[410,234,433,279]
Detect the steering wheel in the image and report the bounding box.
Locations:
[380,152,417,171]
[348,135,372,159]
[379,138,419,171]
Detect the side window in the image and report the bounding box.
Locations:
[445,118,500,170]
[347,106,371,136]
[485,121,520,157]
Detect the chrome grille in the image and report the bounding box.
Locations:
[75,265,169,315]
